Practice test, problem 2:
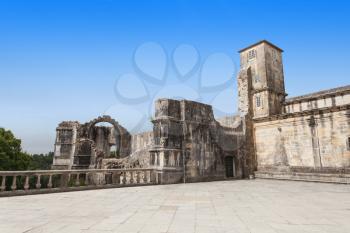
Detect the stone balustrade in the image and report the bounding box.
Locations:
[0,168,158,197]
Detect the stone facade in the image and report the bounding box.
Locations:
[255,110,350,172]
[52,40,350,183]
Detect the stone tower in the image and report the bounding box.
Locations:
[237,40,286,176]
[238,40,286,118]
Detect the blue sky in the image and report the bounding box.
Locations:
[1,0,350,154]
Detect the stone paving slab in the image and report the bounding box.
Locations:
[0,180,349,233]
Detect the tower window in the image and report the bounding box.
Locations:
[248,49,256,60]
[347,137,350,151]
[254,75,260,83]
[256,96,261,107]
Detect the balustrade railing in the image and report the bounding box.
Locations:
[0,168,158,197]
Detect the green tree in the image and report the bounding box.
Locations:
[0,128,31,171]
[28,152,54,170]
[0,128,57,190]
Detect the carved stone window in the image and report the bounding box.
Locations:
[248,49,256,60]
[256,96,261,107]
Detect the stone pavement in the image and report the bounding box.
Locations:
[0,179,349,233]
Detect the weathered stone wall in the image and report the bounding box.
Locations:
[254,109,350,172]
[150,99,245,184]
[52,116,132,169]
[131,131,154,154]
[216,115,242,128]
[52,121,79,169]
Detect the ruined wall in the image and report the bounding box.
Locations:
[131,131,154,154]
[52,116,132,169]
[216,115,242,128]
[213,115,246,178]
[102,132,154,169]
[52,121,80,169]
[181,100,225,181]
[150,99,244,184]
[237,66,256,176]
[254,109,350,172]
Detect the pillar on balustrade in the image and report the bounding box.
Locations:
[24,176,30,190]
[60,174,69,187]
[11,176,17,191]
[111,172,121,184]
[91,172,106,185]
[85,172,90,185]
[35,175,41,189]
[47,175,53,189]
[75,173,80,186]
[0,176,6,191]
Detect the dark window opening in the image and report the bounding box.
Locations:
[256,96,261,107]
[225,156,235,178]
[248,49,256,60]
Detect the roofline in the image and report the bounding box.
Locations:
[238,40,284,53]
[285,85,350,104]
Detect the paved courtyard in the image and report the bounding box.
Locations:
[0,180,349,233]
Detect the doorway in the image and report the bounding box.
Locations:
[225,156,235,178]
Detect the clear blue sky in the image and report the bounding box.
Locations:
[1,0,349,154]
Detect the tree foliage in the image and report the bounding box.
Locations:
[0,128,31,170]
[28,152,54,170]
[0,128,53,171]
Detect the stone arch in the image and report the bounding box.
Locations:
[85,115,131,158]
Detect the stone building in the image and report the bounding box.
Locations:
[52,40,350,184]
[238,40,350,183]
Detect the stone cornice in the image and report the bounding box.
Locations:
[285,85,350,104]
[238,40,284,53]
[253,104,350,123]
